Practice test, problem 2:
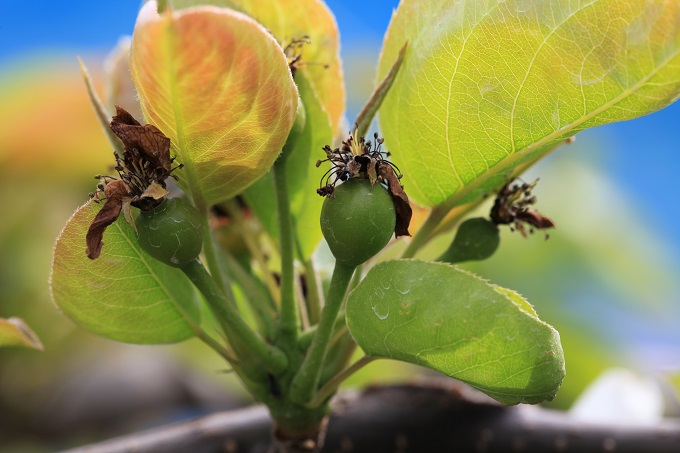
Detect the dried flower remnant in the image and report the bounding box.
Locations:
[316,127,412,237]
[489,179,555,239]
[283,35,329,78]
[86,106,183,259]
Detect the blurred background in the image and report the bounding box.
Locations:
[1,1,679,451]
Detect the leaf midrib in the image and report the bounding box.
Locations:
[441,40,680,209]
[113,218,199,334]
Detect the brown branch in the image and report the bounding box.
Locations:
[60,381,680,453]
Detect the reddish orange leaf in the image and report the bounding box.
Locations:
[131,2,299,204]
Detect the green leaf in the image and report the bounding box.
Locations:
[130,2,299,205]
[244,72,332,259]
[0,317,43,351]
[378,0,680,207]
[50,202,200,344]
[346,259,565,405]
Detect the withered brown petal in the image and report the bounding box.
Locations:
[140,181,170,200]
[111,105,141,126]
[367,160,379,186]
[378,163,412,237]
[517,210,555,230]
[86,180,130,259]
[110,106,172,172]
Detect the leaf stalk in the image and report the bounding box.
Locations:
[288,261,356,404]
[181,259,288,375]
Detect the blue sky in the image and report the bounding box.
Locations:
[0,1,398,60]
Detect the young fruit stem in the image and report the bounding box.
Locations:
[288,261,356,404]
[222,199,281,306]
[302,257,323,325]
[202,221,233,298]
[402,135,575,259]
[307,355,376,408]
[192,194,233,297]
[181,259,288,375]
[222,252,277,339]
[273,157,299,345]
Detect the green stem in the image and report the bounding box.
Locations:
[297,326,316,350]
[329,323,348,349]
[192,328,237,364]
[289,261,356,404]
[319,333,356,386]
[430,199,484,239]
[302,258,323,325]
[222,200,280,307]
[193,196,233,301]
[181,259,288,374]
[307,356,376,408]
[169,289,237,364]
[297,312,346,351]
[202,221,231,297]
[222,252,277,339]
[273,157,298,344]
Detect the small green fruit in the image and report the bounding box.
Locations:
[438,217,500,264]
[136,197,204,267]
[321,178,396,266]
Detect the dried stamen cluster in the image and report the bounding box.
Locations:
[316,128,412,237]
[490,179,555,239]
[283,35,329,78]
[316,129,400,196]
[284,35,311,78]
[86,106,182,259]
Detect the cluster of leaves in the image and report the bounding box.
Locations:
[45,0,680,444]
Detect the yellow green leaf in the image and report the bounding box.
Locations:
[0,317,43,351]
[50,201,200,344]
[229,0,345,135]
[130,1,299,205]
[378,0,680,207]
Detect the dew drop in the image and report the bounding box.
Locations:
[372,304,390,320]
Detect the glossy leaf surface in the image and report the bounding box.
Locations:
[131,2,298,205]
[346,259,565,405]
[378,0,680,206]
[51,202,200,344]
